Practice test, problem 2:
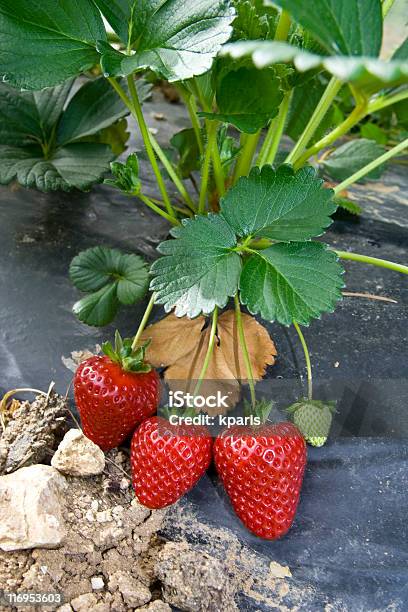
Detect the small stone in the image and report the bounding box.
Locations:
[120,477,130,490]
[57,605,74,612]
[85,510,95,523]
[112,505,124,518]
[269,561,292,579]
[70,593,98,612]
[51,429,105,477]
[0,465,67,551]
[91,575,105,591]
[91,500,99,512]
[96,510,112,523]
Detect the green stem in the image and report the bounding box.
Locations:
[286,77,343,165]
[335,251,408,275]
[257,122,277,167]
[234,132,261,182]
[234,295,256,409]
[193,307,218,397]
[211,131,226,197]
[149,133,196,211]
[125,76,175,218]
[256,7,292,168]
[367,88,408,114]
[382,0,395,16]
[149,197,193,217]
[138,194,180,225]
[294,93,368,169]
[131,293,156,351]
[109,77,191,212]
[198,90,225,197]
[178,86,204,156]
[262,91,292,166]
[293,322,313,401]
[199,121,217,214]
[274,9,291,41]
[334,137,408,194]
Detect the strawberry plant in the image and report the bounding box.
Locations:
[1,0,408,536]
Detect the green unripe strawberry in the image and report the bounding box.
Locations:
[287,400,336,447]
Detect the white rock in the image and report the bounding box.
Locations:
[0,465,67,551]
[96,510,112,523]
[269,561,292,579]
[91,575,105,591]
[51,429,105,477]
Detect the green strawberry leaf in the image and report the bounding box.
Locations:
[221,41,408,91]
[170,128,201,178]
[73,284,119,328]
[220,165,336,241]
[105,153,141,194]
[0,0,105,89]
[95,119,130,157]
[70,246,149,302]
[0,78,129,192]
[321,139,386,182]
[200,66,283,133]
[272,0,383,57]
[57,77,128,146]
[92,0,132,46]
[98,0,235,82]
[0,80,74,147]
[239,242,344,326]
[359,122,388,145]
[0,143,114,192]
[150,215,242,318]
[70,246,149,327]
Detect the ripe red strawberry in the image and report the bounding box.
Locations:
[214,412,306,540]
[131,415,212,509]
[74,332,159,451]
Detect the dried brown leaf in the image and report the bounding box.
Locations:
[140,311,277,412]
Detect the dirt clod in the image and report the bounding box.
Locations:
[0,392,68,475]
[156,541,238,611]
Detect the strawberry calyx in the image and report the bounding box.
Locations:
[102,330,152,373]
[243,398,274,424]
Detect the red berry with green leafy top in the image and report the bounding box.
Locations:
[130,414,212,509]
[74,332,159,451]
[214,402,306,540]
